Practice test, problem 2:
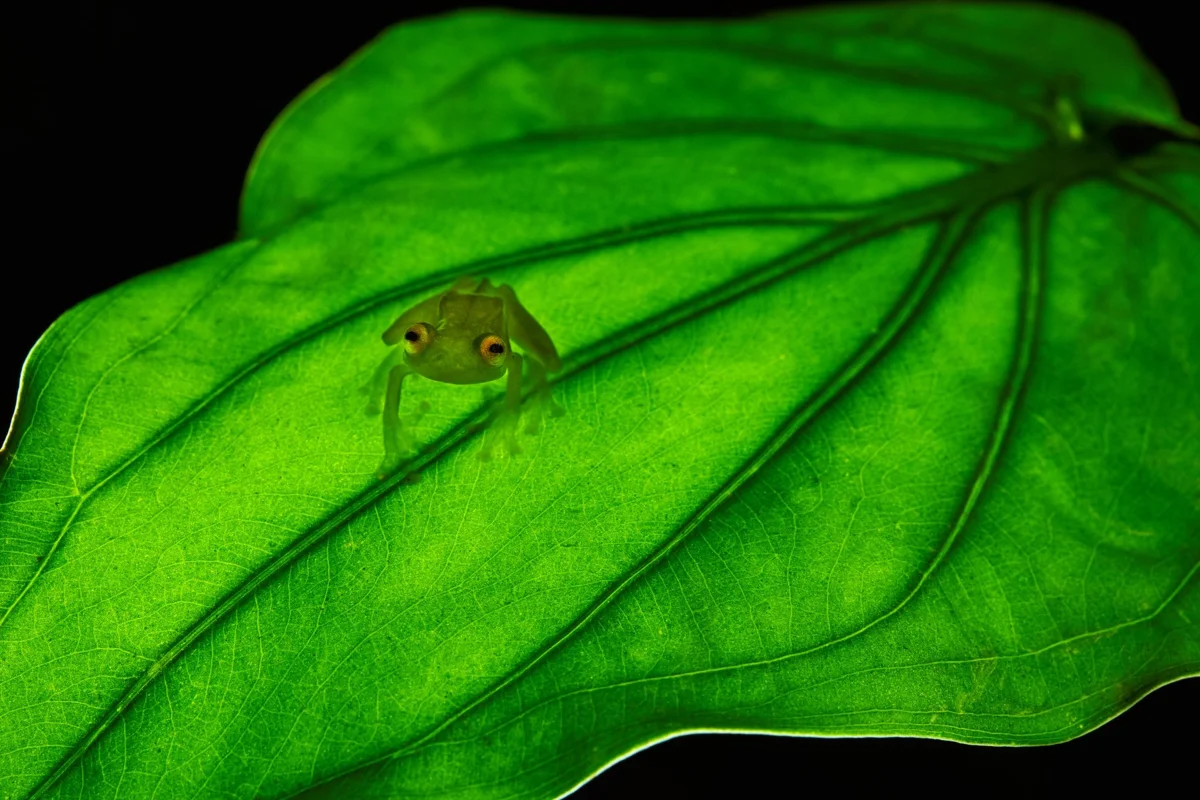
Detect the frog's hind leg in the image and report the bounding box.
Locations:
[475,279,562,373]
[474,279,564,435]
[520,354,564,434]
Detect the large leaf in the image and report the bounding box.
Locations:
[2,4,1198,798]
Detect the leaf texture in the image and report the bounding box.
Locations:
[0,4,1197,799]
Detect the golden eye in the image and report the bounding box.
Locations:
[402,323,433,355]
[479,334,507,367]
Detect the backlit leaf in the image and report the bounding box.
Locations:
[1,5,1197,798]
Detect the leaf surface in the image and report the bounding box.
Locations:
[1,4,1198,799]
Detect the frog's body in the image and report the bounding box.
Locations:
[363,277,562,470]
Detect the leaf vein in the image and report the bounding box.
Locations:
[286,204,986,796]
[26,203,947,799]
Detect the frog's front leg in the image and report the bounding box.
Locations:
[361,347,403,415]
[479,352,524,460]
[379,362,419,474]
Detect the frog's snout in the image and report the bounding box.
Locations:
[424,346,458,367]
[421,345,463,374]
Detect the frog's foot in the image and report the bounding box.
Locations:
[359,382,383,416]
[479,410,522,461]
[375,454,401,479]
[522,391,565,435]
[408,400,432,427]
[377,425,419,476]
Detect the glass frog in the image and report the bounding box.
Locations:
[362,276,563,471]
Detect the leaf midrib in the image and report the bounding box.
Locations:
[280,201,987,798]
[0,205,846,634]
[21,200,930,798]
[380,170,1200,787]
[28,145,1181,797]
[299,181,1062,795]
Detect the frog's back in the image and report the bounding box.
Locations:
[438,290,505,337]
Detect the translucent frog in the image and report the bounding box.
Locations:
[362,276,563,471]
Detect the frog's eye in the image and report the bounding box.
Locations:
[478,334,507,367]
[402,323,434,355]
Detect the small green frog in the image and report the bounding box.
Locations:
[362,276,563,470]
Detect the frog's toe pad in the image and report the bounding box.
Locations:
[479,414,522,460]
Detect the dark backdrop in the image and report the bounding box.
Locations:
[4,1,1197,796]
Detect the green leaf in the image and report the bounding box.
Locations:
[2,4,1198,798]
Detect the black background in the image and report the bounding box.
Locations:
[3,1,1197,796]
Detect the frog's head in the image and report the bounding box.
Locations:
[398,320,509,384]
